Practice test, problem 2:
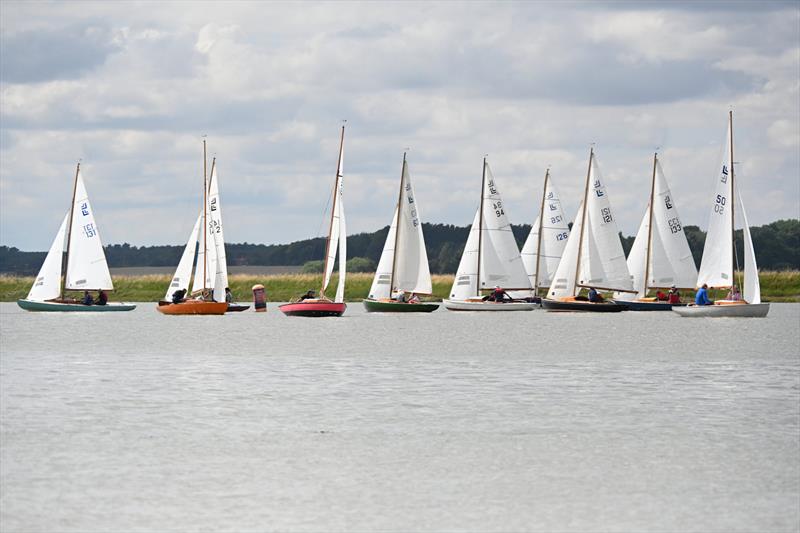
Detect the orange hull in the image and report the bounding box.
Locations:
[157,300,228,315]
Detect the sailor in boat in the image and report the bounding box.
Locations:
[82,291,94,305]
[668,285,681,305]
[393,291,407,303]
[96,290,108,306]
[172,289,187,304]
[655,289,668,302]
[485,286,512,302]
[727,285,742,301]
[298,290,316,302]
[695,283,713,306]
[408,293,420,304]
[225,287,233,304]
[588,287,605,303]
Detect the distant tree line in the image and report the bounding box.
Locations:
[2,219,798,275]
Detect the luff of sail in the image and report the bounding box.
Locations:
[369,156,432,300]
[64,169,113,291]
[27,211,69,301]
[165,213,201,300]
[697,120,734,288]
[520,173,569,290]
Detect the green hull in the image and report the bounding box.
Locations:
[17,299,136,312]
[362,299,440,313]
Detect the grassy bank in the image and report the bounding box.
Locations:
[2,271,798,303]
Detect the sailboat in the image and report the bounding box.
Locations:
[542,148,635,312]
[279,125,347,317]
[520,168,570,302]
[158,140,229,315]
[443,158,537,311]
[673,111,770,317]
[363,153,438,312]
[612,153,697,310]
[17,163,136,312]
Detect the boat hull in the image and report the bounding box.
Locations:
[612,299,685,311]
[672,302,770,318]
[279,301,346,317]
[442,299,537,311]
[156,300,229,315]
[17,299,136,312]
[542,298,627,312]
[227,304,251,312]
[362,299,439,313]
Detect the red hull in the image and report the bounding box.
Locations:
[279,301,346,317]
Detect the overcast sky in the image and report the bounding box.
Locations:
[1,1,798,251]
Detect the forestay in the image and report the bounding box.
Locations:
[165,213,200,300]
[65,170,113,291]
[697,121,734,288]
[520,175,569,289]
[368,157,432,300]
[27,212,69,301]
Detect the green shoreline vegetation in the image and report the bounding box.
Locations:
[2,272,799,303]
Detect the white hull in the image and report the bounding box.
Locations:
[672,302,770,318]
[443,299,537,312]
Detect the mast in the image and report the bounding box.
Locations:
[202,139,208,292]
[476,157,487,296]
[389,153,407,295]
[573,148,594,296]
[729,110,738,291]
[61,162,81,299]
[533,168,549,293]
[321,124,345,298]
[642,152,658,297]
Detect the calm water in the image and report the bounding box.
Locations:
[1,302,798,532]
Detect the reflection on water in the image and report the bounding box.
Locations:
[1,303,798,532]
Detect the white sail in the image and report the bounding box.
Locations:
[520,174,569,289]
[481,163,532,292]
[27,211,69,301]
[191,213,215,295]
[450,208,481,300]
[65,169,113,291]
[368,157,432,300]
[207,162,228,302]
[165,213,201,300]
[323,130,346,302]
[621,209,650,300]
[578,156,633,292]
[369,209,398,300]
[738,185,761,304]
[549,198,584,298]
[650,159,697,288]
[697,120,734,288]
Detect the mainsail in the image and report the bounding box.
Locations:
[64,169,113,291]
[520,171,570,290]
[369,155,432,300]
[322,126,347,303]
[697,120,734,288]
[27,211,69,301]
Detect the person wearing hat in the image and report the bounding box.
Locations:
[668,284,681,305]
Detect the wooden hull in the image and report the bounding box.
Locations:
[17,299,136,312]
[362,299,440,313]
[279,301,346,317]
[156,300,229,315]
[612,299,684,311]
[442,299,537,311]
[226,304,251,312]
[672,302,770,318]
[542,298,627,312]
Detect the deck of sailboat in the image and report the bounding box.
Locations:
[17,299,136,312]
[672,301,770,317]
[362,298,439,312]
